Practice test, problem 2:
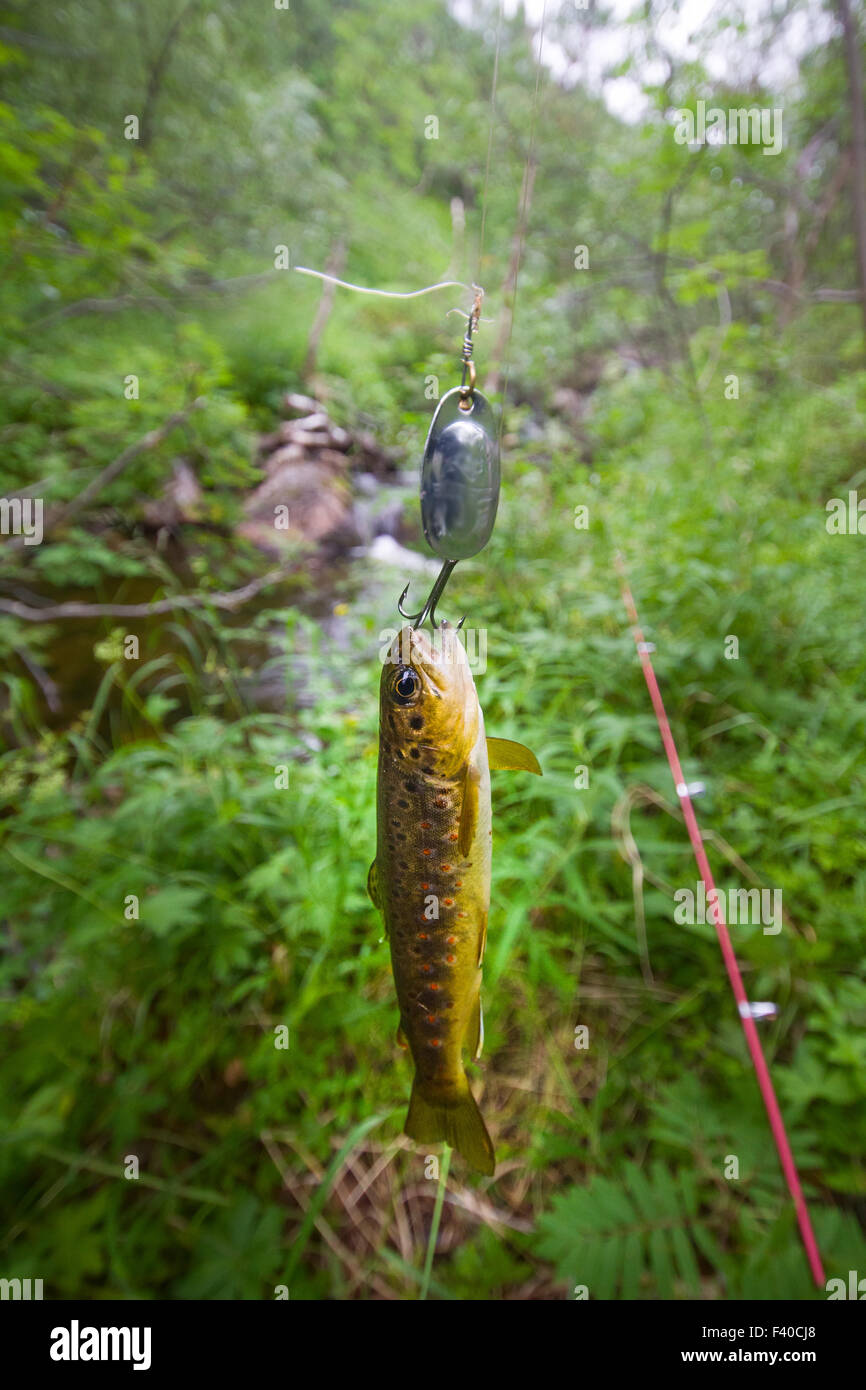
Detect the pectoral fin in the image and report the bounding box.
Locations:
[487,736,542,775]
[458,762,480,857]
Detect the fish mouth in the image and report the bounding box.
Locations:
[407,623,470,695]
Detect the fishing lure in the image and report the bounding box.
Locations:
[368,300,541,1174]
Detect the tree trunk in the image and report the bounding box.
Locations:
[303,239,347,380]
[141,2,197,151]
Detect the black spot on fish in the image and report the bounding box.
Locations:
[409,747,420,759]
[410,716,424,730]
[397,798,409,809]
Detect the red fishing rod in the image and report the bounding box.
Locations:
[615,552,825,1290]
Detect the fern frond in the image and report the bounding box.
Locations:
[536,1160,710,1299]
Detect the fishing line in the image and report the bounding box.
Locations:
[296,0,545,439]
[302,16,549,1214]
[477,0,505,280]
[295,4,506,316]
[614,552,826,1289]
[491,0,548,444]
[293,267,476,300]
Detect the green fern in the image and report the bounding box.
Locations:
[649,1074,822,1204]
[536,1161,722,1299]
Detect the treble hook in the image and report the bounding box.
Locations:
[397,559,465,631]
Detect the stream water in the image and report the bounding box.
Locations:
[6,473,422,745]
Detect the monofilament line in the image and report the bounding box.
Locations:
[493,0,547,445]
[477,0,505,280]
[294,267,476,299]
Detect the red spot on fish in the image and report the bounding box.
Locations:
[430,983,439,991]
[447,935,457,944]
[458,911,468,919]
[443,898,454,907]
[422,964,431,973]
[418,932,428,940]
[441,864,452,872]
[435,796,447,808]
[454,880,463,888]
[420,821,431,829]
[449,833,458,841]
[430,1038,441,1047]
[422,882,429,890]
[427,1014,437,1023]
[422,848,432,857]
[446,954,455,964]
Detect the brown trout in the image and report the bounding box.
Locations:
[368,622,540,1174]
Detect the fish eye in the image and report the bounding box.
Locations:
[391,666,421,706]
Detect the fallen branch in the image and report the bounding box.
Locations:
[0,361,76,399]
[2,397,206,555]
[759,278,863,303]
[0,565,288,621]
[17,648,62,713]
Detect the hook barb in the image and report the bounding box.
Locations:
[397,559,463,630]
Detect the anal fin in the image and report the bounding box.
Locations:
[466,990,484,1060]
[476,910,488,967]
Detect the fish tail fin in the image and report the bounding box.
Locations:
[405,1075,495,1176]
